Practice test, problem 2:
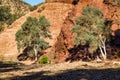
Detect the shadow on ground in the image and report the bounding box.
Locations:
[0,61,21,73]
[2,68,120,80]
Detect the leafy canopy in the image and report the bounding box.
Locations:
[0,5,22,32]
[72,6,110,53]
[0,6,11,21]
[16,16,51,53]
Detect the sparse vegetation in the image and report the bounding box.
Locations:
[7,14,22,25]
[104,0,120,7]
[16,16,51,61]
[29,6,37,11]
[39,55,50,64]
[0,0,2,4]
[72,0,79,5]
[0,6,11,32]
[0,5,23,32]
[0,6,11,21]
[0,0,32,32]
[72,6,111,60]
[37,6,45,13]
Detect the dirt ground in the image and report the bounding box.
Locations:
[0,60,120,80]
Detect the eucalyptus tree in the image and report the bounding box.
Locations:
[16,16,51,61]
[72,6,111,60]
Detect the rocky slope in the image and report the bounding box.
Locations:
[0,0,30,15]
[45,0,73,3]
[0,0,120,63]
[0,2,73,62]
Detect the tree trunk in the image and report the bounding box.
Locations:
[96,56,102,62]
[103,43,107,60]
[99,35,107,60]
[33,47,38,61]
[99,45,105,60]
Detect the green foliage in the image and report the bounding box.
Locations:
[0,6,11,21]
[15,16,51,56]
[0,0,2,4]
[82,7,103,18]
[0,5,22,29]
[104,0,120,7]
[39,55,50,64]
[72,6,111,53]
[7,14,22,25]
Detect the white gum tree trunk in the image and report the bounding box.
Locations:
[33,46,38,61]
[99,35,107,60]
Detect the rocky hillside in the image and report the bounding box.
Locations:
[45,0,73,3]
[0,0,120,63]
[0,0,30,15]
[0,2,73,61]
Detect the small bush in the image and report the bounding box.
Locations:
[0,6,11,21]
[39,55,50,64]
[29,6,37,11]
[7,14,22,25]
[0,23,4,32]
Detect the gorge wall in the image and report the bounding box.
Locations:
[0,0,120,63]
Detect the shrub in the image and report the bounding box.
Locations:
[7,14,22,25]
[0,23,4,32]
[0,6,11,21]
[0,6,22,27]
[39,55,50,64]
